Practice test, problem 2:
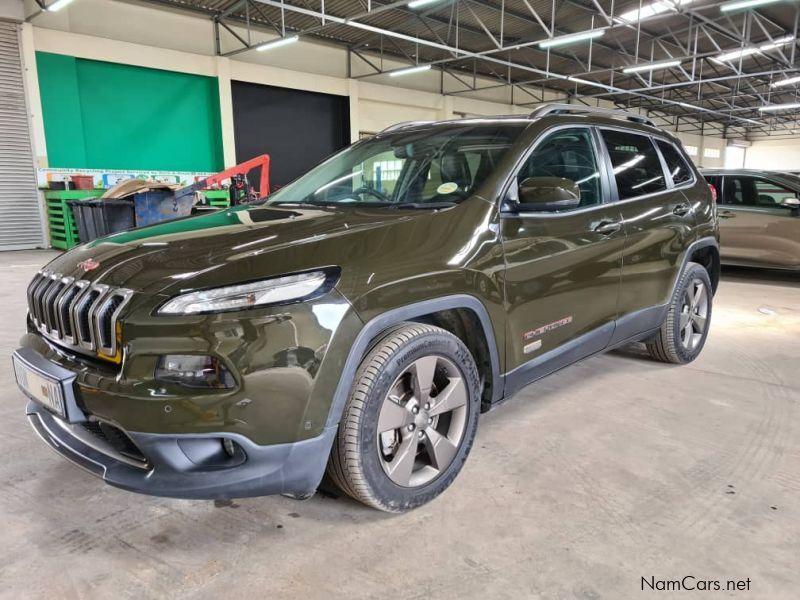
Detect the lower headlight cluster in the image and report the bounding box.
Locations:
[155,355,235,389]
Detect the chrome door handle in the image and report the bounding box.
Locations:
[593,220,622,235]
[673,203,692,216]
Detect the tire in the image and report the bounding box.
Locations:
[646,261,713,364]
[327,322,481,512]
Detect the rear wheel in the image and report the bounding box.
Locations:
[647,262,712,364]
[327,323,481,512]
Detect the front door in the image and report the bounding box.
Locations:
[719,175,800,269]
[500,126,624,393]
[598,130,698,342]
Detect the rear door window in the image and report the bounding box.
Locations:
[600,130,667,200]
[656,140,693,186]
[721,176,749,205]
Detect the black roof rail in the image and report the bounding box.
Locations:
[530,103,657,127]
[379,120,434,133]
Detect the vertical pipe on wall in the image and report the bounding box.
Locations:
[216,56,237,168]
[348,79,360,143]
[19,23,47,168]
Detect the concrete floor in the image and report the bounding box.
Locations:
[1,250,798,600]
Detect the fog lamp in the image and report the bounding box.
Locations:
[155,355,235,389]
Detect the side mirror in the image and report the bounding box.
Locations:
[780,197,800,211]
[516,177,581,212]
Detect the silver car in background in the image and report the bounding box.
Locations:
[702,169,800,271]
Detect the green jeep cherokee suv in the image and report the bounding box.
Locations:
[13,104,720,512]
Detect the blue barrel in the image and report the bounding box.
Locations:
[132,191,193,227]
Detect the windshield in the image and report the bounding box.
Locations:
[266,122,527,208]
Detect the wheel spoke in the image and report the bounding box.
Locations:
[683,289,693,311]
[378,398,410,433]
[429,376,467,416]
[683,322,694,348]
[679,311,690,330]
[423,427,459,471]
[692,314,707,333]
[412,356,438,404]
[693,283,706,308]
[385,433,419,486]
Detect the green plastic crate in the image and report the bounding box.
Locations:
[44,189,102,249]
[202,190,231,208]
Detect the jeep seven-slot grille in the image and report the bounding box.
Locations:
[27,271,132,359]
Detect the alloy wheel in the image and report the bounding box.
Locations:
[679,279,709,351]
[376,355,469,488]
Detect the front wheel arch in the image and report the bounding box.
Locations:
[323,295,503,432]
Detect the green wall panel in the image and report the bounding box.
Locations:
[36,52,223,172]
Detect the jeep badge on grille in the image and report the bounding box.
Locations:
[78,258,100,272]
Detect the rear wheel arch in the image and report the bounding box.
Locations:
[687,241,720,294]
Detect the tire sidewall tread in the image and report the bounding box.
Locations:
[647,261,713,364]
[327,322,481,512]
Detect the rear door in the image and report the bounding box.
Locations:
[599,129,697,342]
[719,175,800,268]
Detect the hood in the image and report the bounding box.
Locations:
[43,204,437,296]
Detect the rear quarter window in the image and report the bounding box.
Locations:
[656,140,694,186]
[601,130,667,200]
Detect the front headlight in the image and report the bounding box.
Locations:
[158,269,337,315]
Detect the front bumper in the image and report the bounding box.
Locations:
[26,399,336,499]
[16,343,337,500]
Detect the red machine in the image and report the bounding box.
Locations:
[175,154,270,206]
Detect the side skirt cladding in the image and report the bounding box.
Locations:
[501,236,719,401]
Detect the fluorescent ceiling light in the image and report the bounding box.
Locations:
[712,47,760,62]
[711,36,794,63]
[566,77,613,90]
[616,0,693,25]
[390,64,432,77]
[759,102,800,112]
[720,0,783,12]
[771,75,800,88]
[539,29,605,49]
[47,0,76,10]
[622,59,682,73]
[759,35,796,51]
[408,0,442,7]
[256,35,299,51]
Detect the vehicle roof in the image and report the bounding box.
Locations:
[377,112,672,141]
[700,168,800,177]
[700,169,800,187]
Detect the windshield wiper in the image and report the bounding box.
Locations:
[388,202,457,210]
[270,200,338,208]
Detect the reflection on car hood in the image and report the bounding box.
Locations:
[42,204,429,295]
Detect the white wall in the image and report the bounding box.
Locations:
[744,139,800,170]
[22,0,727,170]
[724,145,746,169]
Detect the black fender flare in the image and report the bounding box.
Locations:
[324,294,502,430]
[678,236,720,295]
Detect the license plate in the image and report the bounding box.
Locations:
[13,355,67,418]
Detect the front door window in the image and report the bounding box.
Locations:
[518,128,603,209]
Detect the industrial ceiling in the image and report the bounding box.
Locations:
[137,0,800,136]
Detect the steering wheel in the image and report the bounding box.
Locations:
[352,186,392,202]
